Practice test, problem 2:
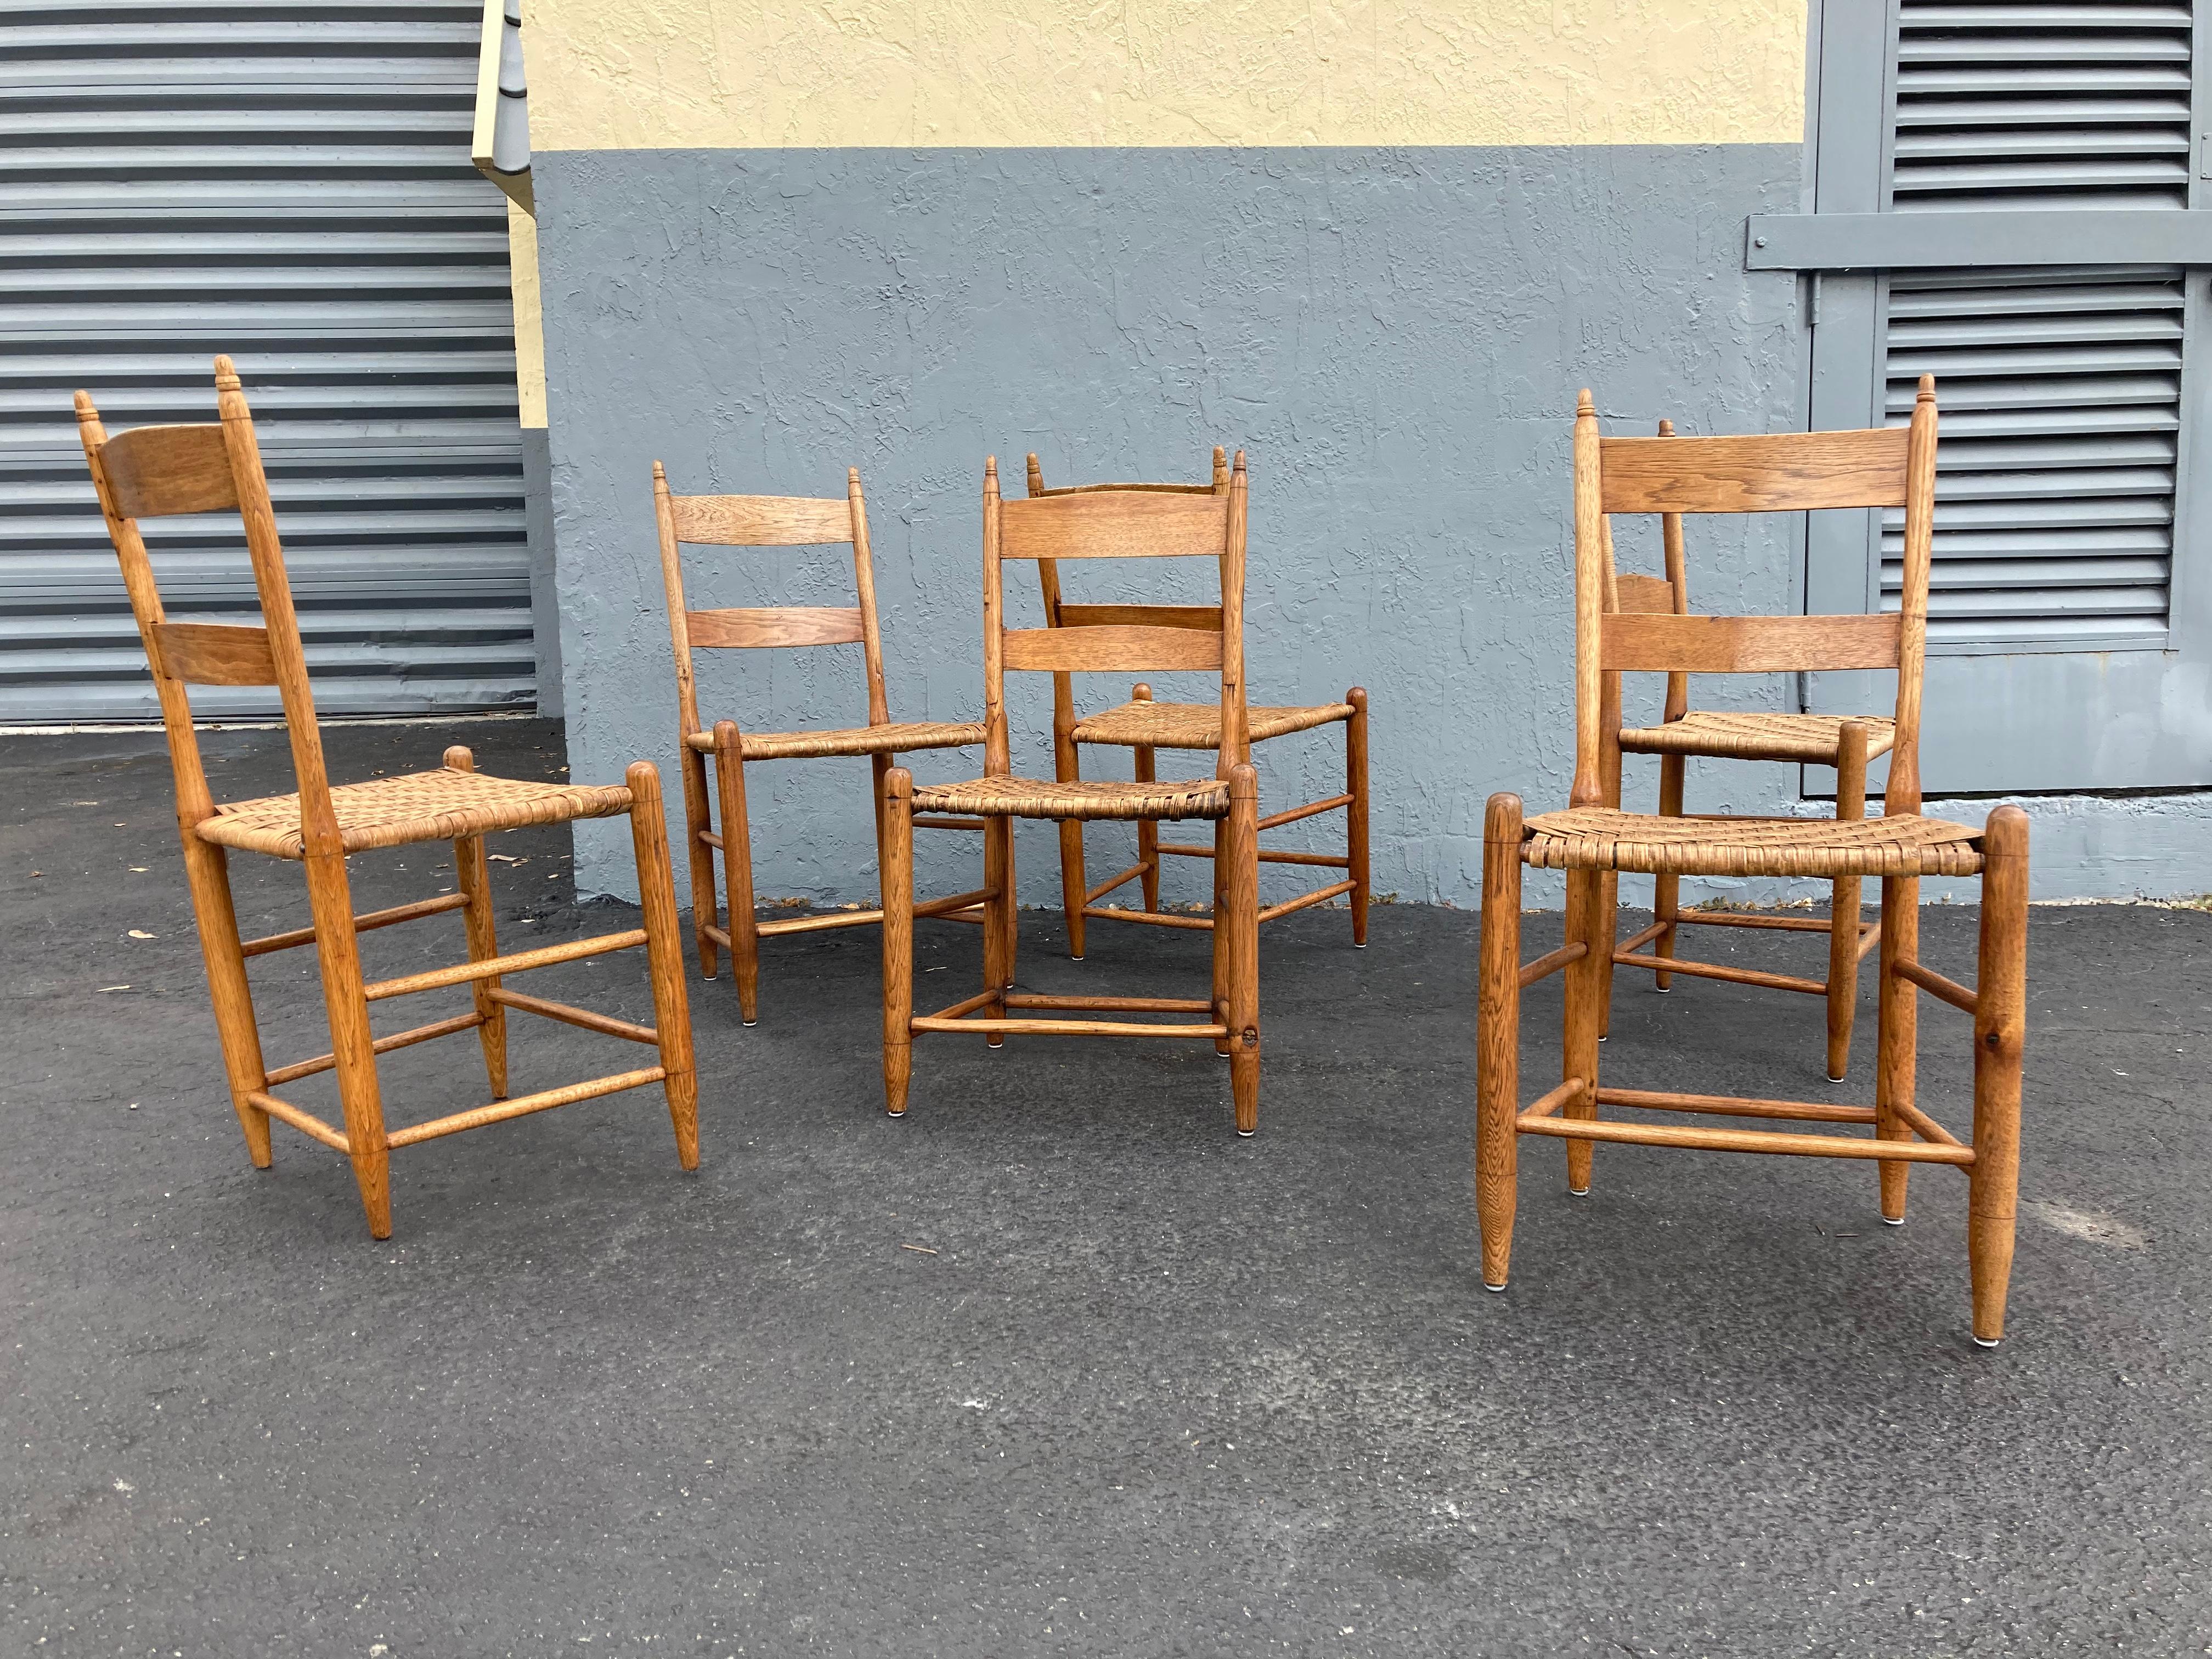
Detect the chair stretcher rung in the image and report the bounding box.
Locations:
[1595,1086,1877,1125]
[383,1067,669,1149]
[487,985,658,1045]
[1257,879,1356,923]
[241,890,470,957]
[911,1015,1229,1039]
[362,929,647,1001]
[1516,1114,1974,1164]
[263,1010,486,1086]
[1895,957,1978,1013]
[1617,919,1669,953]
[1257,792,1353,832]
[246,1090,351,1152]
[1085,862,1148,903]
[1612,949,1826,996]
[1004,992,1216,1013]
[1084,904,1213,930]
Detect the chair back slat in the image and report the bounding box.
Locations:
[1611,573,1677,616]
[154,620,279,685]
[100,424,238,518]
[1002,625,1224,674]
[1056,602,1222,631]
[685,606,866,650]
[999,489,1228,560]
[669,494,853,546]
[1601,612,1901,674]
[1600,427,1912,514]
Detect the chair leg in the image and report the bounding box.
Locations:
[302,847,391,1239]
[1476,794,1523,1289]
[1133,698,1161,913]
[1654,754,1684,991]
[1221,766,1262,1135]
[1561,864,1609,1195]
[1598,870,1618,1039]
[1346,687,1370,947]
[1969,806,2029,1346]
[881,768,915,1115]
[1053,715,1087,960]
[628,762,700,1170]
[1826,722,1870,1082]
[983,815,1014,1048]
[1211,808,1233,1058]
[710,721,760,1025]
[445,747,508,1101]
[180,836,273,1167]
[679,740,720,980]
[1874,874,1920,1224]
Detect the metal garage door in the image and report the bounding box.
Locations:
[0,1,533,723]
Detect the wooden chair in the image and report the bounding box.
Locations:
[1604,417,1903,1081]
[1476,381,2029,1344]
[1023,449,1368,956]
[654,464,990,1024]
[77,359,698,1240]
[879,455,1265,1132]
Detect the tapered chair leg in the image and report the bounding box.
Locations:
[181,836,273,1167]
[881,768,916,1115]
[1561,864,1609,1194]
[1053,714,1087,960]
[1210,808,1233,1058]
[1875,874,1920,1224]
[983,816,1015,1049]
[445,747,509,1101]
[679,740,720,980]
[1969,806,2029,1346]
[302,848,391,1239]
[627,762,699,1170]
[1653,754,1684,991]
[1825,722,1870,1081]
[1346,687,1370,947]
[710,720,760,1025]
[1476,794,1523,1289]
[1222,764,1261,1135]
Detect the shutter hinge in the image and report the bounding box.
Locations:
[2202,132,2212,179]
[1806,272,1823,330]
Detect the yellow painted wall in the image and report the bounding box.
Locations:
[505,199,547,429]
[524,0,1807,152]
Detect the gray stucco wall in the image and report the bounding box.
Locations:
[535,143,1830,913]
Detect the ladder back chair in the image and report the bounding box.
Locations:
[1476,381,2029,1344]
[1024,449,1369,954]
[879,455,1266,1133]
[654,463,989,1025]
[1605,416,1909,1081]
[78,360,698,1240]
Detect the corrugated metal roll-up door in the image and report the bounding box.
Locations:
[0,1,534,723]
[1754,0,2211,793]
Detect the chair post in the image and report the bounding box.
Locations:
[302,843,391,1238]
[881,766,916,1114]
[1653,753,1684,990]
[680,740,720,979]
[1476,794,1523,1289]
[1222,763,1262,1134]
[1874,874,1920,1223]
[1132,682,1161,914]
[983,816,1015,1047]
[710,720,760,1025]
[445,746,509,1101]
[627,761,700,1170]
[1825,720,1871,1081]
[1969,806,2028,1346]
[1346,686,1370,946]
[1561,864,1609,1195]
[1052,720,1088,958]
[185,840,274,1167]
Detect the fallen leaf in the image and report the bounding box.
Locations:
[900,1243,939,1256]
[488,854,528,864]
[127,929,157,939]
[128,866,148,873]
[98,984,131,992]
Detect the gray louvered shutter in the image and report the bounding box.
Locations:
[0,1,533,723]
[1880,1,2194,649]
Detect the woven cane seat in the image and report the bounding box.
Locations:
[1071,699,1355,749]
[1522,806,1983,878]
[912,775,1231,821]
[198,768,635,860]
[1618,711,1898,764]
[682,720,987,761]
